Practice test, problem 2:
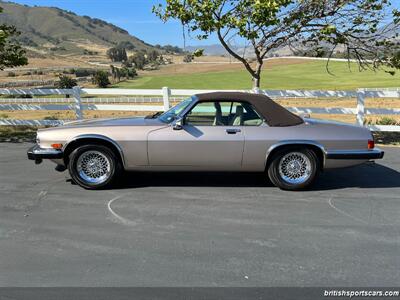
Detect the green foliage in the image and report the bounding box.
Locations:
[154,0,400,88]
[56,75,77,89]
[110,65,137,82]
[375,117,400,126]
[193,49,204,57]
[92,70,110,88]
[74,68,96,77]
[129,52,146,70]
[154,44,184,53]
[44,115,59,121]
[117,41,136,50]
[0,6,28,69]
[107,47,128,62]
[122,67,137,79]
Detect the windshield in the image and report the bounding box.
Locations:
[158,97,193,123]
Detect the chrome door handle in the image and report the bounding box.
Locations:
[226,128,241,134]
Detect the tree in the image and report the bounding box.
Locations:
[147,50,160,62]
[110,65,137,83]
[110,65,120,82]
[0,6,28,69]
[183,53,193,63]
[92,70,110,88]
[130,52,147,70]
[56,75,77,98]
[56,75,77,89]
[121,67,137,79]
[154,0,400,88]
[106,47,128,62]
[117,41,136,50]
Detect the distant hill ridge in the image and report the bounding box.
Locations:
[0,1,155,54]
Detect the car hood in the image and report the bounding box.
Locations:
[61,117,164,128]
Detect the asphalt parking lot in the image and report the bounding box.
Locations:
[0,143,399,287]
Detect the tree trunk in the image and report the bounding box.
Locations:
[252,61,263,90]
[252,76,260,89]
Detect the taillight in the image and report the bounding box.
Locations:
[368,140,375,150]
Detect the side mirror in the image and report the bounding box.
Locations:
[173,118,183,130]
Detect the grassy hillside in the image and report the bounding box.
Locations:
[0,1,154,54]
[114,60,400,90]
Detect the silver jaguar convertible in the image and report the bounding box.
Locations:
[27,92,384,190]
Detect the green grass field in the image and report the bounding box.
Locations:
[113,60,400,90]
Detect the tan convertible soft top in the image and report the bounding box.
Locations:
[195,92,304,127]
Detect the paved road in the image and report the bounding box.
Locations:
[0,143,399,287]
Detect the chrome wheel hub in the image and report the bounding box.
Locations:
[278,152,312,185]
[77,151,111,184]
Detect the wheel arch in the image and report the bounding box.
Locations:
[265,140,326,171]
[63,134,126,168]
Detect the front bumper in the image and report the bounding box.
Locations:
[27,145,64,164]
[325,148,384,160]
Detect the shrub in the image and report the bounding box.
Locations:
[7,94,33,99]
[75,68,96,77]
[56,75,77,89]
[183,54,193,63]
[7,72,16,77]
[92,70,110,88]
[129,52,146,70]
[0,113,9,118]
[44,115,59,120]
[375,117,400,126]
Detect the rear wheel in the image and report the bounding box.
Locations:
[68,144,121,190]
[267,148,319,191]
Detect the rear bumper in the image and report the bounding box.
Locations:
[27,145,63,164]
[325,148,384,160]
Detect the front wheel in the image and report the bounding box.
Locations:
[267,148,319,191]
[68,145,120,190]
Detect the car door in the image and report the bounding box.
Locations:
[147,101,245,169]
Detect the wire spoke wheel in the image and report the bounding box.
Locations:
[278,152,312,185]
[76,150,112,184]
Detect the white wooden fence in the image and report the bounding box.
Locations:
[0,87,399,132]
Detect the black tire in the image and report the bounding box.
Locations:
[267,147,319,191]
[68,144,121,190]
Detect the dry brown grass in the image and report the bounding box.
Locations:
[1,110,151,120]
[276,98,400,108]
[22,57,93,68]
[70,40,109,55]
[310,114,400,124]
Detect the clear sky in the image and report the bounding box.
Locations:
[6,0,217,47]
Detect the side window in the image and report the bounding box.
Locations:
[185,101,232,126]
[230,102,263,126]
[184,101,263,126]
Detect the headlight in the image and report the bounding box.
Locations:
[36,134,40,145]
